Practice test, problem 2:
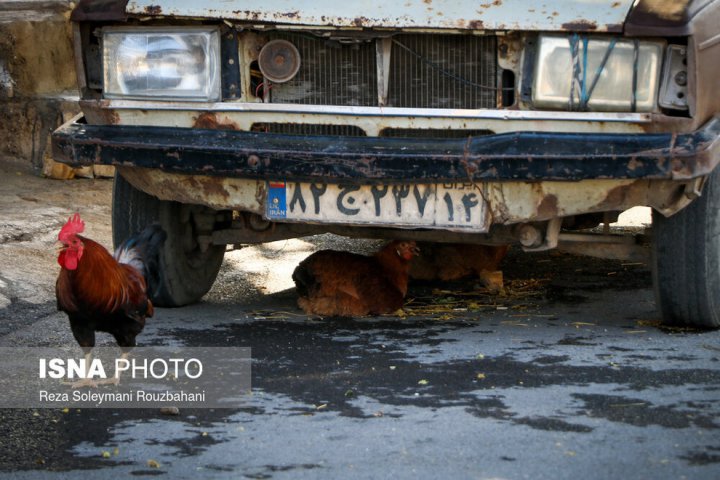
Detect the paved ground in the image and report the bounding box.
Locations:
[1,158,719,479]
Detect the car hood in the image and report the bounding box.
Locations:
[124,0,638,32]
[70,0,700,35]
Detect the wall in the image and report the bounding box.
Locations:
[0,1,106,178]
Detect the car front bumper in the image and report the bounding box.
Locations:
[52,114,720,183]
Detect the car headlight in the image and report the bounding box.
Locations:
[103,27,221,101]
[532,35,663,112]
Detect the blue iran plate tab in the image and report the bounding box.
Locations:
[266,181,287,219]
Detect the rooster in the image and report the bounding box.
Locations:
[55,213,166,387]
[292,240,420,317]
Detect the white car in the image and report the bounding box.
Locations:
[53,0,720,327]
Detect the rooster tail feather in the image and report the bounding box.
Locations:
[113,224,167,295]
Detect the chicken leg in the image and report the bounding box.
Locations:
[66,351,98,388]
[95,351,130,386]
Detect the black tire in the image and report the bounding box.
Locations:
[112,172,225,307]
[652,168,720,328]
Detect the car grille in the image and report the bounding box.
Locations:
[388,34,497,109]
[267,32,498,110]
[251,123,366,136]
[268,33,378,107]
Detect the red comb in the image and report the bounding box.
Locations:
[58,213,85,242]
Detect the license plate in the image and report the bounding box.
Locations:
[266,181,489,231]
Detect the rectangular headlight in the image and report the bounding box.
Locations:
[532,35,663,112]
[103,27,221,101]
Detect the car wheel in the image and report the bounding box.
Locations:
[652,169,720,328]
[112,172,226,307]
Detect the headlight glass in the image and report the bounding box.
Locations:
[103,27,220,101]
[532,35,663,112]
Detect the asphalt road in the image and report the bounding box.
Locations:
[1,164,719,479]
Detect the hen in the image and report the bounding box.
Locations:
[292,240,420,317]
[55,213,166,387]
[409,243,509,292]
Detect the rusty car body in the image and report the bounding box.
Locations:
[52,0,720,326]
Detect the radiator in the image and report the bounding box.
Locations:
[267,32,498,110]
[268,33,377,107]
[389,34,497,109]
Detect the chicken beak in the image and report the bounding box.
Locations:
[54,241,65,253]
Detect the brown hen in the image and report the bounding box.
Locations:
[409,243,509,291]
[292,240,419,317]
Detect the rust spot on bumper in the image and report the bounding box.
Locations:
[144,5,162,15]
[352,16,371,27]
[561,20,598,31]
[467,20,485,30]
[79,101,120,126]
[537,194,559,218]
[627,157,643,171]
[479,0,502,8]
[193,112,240,131]
[602,183,633,208]
[199,176,230,201]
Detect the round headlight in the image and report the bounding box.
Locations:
[258,39,301,83]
